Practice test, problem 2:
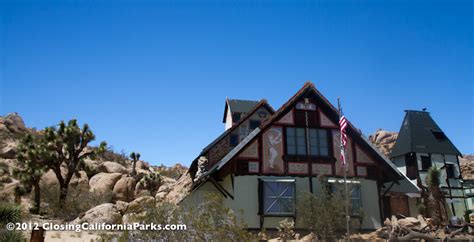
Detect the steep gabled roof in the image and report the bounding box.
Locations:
[390,110,462,158]
[222,99,260,123]
[189,99,274,175]
[195,82,405,184]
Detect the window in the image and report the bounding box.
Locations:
[286,127,306,155]
[421,156,432,171]
[446,164,455,178]
[249,120,261,130]
[309,129,328,156]
[286,127,329,156]
[432,131,447,141]
[350,185,362,215]
[330,182,362,216]
[405,153,418,180]
[230,134,239,147]
[261,180,295,216]
[232,112,241,123]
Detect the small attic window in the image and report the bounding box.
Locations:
[232,113,241,123]
[432,131,447,141]
[249,120,261,130]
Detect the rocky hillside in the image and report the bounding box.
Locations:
[369,129,474,180]
[0,113,191,225]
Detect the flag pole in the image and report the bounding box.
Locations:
[338,98,350,241]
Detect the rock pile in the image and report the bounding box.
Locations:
[368,129,398,158]
[460,155,474,180]
[352,215,474,240]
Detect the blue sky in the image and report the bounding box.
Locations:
[1,0,472,166]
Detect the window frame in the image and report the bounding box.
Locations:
[329,180,362,216]
[285,127,330,157]
[420,155,432,171]
[350,184,363,216]
[229,134,239,147]
[260,179,296,216]
[232,112,241,123]
[446,164,456,179]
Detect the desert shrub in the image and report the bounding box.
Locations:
[40,182,113,221]
[95,147,128,166]
[121,193,253,241]
[155,164,187,180]
[188,193,253,240]
[277,218,295,240]
[0,202,25,242]
[297,177,346,240]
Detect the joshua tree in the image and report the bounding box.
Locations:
[14,134,48,214]
[42,119,106,206]
[138,172,161,196]
[130,152,141,176]
[424,166,447,225]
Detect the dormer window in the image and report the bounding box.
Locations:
[232,113,242,123]
[432,131,447,141]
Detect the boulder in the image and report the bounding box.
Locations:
[74,203,121,224]
[165,171,193,204]
[134,182,151,198]
[136,160,149,170]
[0,141,17,159]
[89,173,122,194]
[83,158,100,172]
[128,196,155,213]
[40,170,89,190]
[113,176,136,202]
[157,183,172,194]
[0,113,27,134]
[68,171,89,189]
[97,161,128,174]
[115,201,129,215]
[155,191,168,201]
[369,129,398,157]
[460,155,474,180]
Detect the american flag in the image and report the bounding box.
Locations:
[339,115,348,165]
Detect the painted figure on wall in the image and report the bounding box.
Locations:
[263,126,284,174]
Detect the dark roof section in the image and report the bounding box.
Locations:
[222,99,260,123]
[189,100,274,176]
[390,110,462,158]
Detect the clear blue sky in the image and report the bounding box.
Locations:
[1,0,473,166]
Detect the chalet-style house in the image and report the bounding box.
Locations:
[182,82,419,230]
[389,110,467,218]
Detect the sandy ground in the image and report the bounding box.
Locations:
[42,231,100,242]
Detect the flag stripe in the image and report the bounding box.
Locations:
[339,115,348,165]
